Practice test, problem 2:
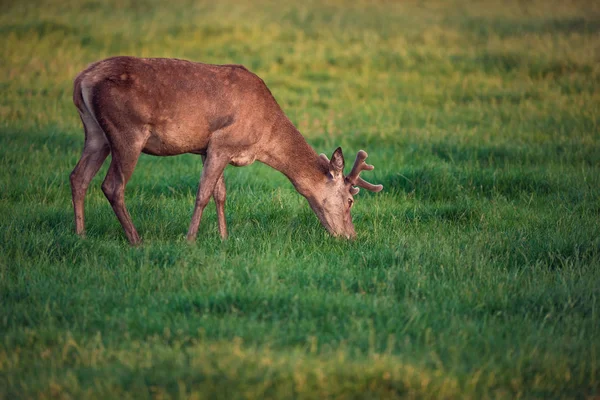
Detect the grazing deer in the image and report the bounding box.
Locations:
[70,56,382,245]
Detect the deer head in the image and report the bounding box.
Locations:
[307,147,383,239]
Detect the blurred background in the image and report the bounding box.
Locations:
[2,0,598,146]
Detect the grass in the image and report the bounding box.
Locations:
[1,0,599,398]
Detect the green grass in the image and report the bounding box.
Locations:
[1,0,599,398]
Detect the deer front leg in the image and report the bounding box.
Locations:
[201,155,228,239]
[187,153,230,242]
[213,174,227,239]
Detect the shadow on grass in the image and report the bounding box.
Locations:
[380,150,586,202]
[449,49,595,80]
[426,142,599,167]
[488,232,600,270]
[0,20,79,38]
[1,126,84,155]
[454,16,600,39]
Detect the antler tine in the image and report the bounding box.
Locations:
[347,150,371,181]
[347,150,383,193]
[356,176,383,192]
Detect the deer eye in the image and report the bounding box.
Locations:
[348,198,354,208]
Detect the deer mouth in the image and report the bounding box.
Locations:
[324,222,356,240]
[305,198,355,239]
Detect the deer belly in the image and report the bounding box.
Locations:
[143,130,209,156]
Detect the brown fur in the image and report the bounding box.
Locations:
[70,56,381,244]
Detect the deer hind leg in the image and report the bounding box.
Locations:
[187,152,230,242]
[202,155,228,239]
[70,111,110,236]
[98,123,148,245]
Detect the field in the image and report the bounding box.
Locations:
[1,0,599,398]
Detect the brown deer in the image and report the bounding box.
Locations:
[70,56,382,245]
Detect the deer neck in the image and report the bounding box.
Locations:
[260,116,326,199]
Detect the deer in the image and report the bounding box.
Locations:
[70,56,383,245]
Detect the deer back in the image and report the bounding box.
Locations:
[75,56,282,156]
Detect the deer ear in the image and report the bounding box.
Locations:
[329,147,345,175]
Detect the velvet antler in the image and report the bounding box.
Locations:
[346,150,383,193]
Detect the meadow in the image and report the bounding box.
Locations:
[1,0,599,398]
